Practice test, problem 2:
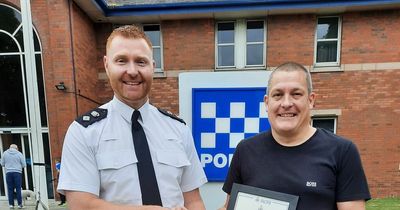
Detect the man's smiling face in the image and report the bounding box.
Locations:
[104,36,154,109]
[264,70,315,136]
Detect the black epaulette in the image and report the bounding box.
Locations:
[158,108,186,125]
[75,108,108,128]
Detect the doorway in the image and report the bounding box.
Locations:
[0,132,33,197]
[0,131,54,199]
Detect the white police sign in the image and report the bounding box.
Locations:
[179,71,271,209]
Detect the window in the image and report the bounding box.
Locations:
[314,16,341,67]
[216,20,265,69]
[312,117,336,133]
[1,2,52,198]
[143,24,163,73]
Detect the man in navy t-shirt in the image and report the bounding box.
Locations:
[221,62,370,210]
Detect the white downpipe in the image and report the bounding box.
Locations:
[20,0,49,209]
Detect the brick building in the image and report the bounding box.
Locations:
[0,0,399,207]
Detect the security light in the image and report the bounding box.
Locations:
[55,82,66,91]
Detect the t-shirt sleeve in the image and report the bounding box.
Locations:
[222,142,243,194]
[336,142,371,202]
[180,126,207,192]
[57,122,100,196]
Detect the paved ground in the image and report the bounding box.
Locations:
[0,199,67,210]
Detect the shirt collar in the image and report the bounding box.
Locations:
[111,96,150,123]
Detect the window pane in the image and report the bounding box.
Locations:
[143,25,162,70]
[0,32,19,53]
[22,135,34,191]
[42,133,54,198]
[0,55,27,127]
[13,27,24,52]
[34,30,40,51]
[247,21,264,42]
[35,54,47,126]
[143,24,159,31]
[11,27,40,53]
[313,118,335,133]
[317,17,338,39]
[316,41,337,63]
[246,44,263,65]
[153,48,161,70]
[0,5,21,34]
[143,25,160,46]
[218,22,234,44]
[218,45,234,66]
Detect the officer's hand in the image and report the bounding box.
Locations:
[168,206,188,210]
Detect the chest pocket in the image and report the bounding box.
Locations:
[156,150,190,168]
[155,149,190,185]
[95,150,141,203]
[96,150,138,170]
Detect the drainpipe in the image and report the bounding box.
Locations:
[67,0,79,117]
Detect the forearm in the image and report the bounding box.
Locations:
[337,200,366,210]
[183,189,205,210]
[185,199,205,210]
[217,195,230,210]
[66,191,167,210]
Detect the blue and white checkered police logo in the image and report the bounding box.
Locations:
[192,87,270,181]
[56,162,61,171]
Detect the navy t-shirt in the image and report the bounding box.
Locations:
[223,128,370,210]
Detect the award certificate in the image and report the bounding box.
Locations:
[227,183,299,210]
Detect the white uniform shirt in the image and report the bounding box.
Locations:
[58,97,207,207]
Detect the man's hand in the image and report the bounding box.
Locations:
[168,207,188,210]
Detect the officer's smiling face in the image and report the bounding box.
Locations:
[104,35,154,109]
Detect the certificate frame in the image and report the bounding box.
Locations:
[227,183,299,210]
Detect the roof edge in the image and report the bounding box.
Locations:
[93,0,400,17]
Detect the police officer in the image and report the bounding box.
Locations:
[57,25,207,210]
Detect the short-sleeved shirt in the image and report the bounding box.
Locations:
[223,128,370,210]
[58,97,207,207]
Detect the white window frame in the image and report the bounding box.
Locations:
[143,24,163,73]
[215,19,266,70]
[311,117,337,133]
[313,16,342,67]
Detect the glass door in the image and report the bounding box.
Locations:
[0,132,33,199]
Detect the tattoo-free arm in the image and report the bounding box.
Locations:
[217,195,230,210]
[337,200,366,210]
[183,188,205,210]
[65,191,168,210]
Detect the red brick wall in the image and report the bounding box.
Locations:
[71,2,100,114]
[313,70,400,197]
[95,23,114,104]
[267,14,315,66]
[151,77,179,114]
[162,19,215,70]
[342,10,400,63]
[36,0,77,164]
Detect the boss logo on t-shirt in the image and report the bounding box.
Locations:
[306,181,317,187]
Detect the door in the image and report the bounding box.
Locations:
[0,132,34,198]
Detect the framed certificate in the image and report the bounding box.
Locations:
[227,183,299,210]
